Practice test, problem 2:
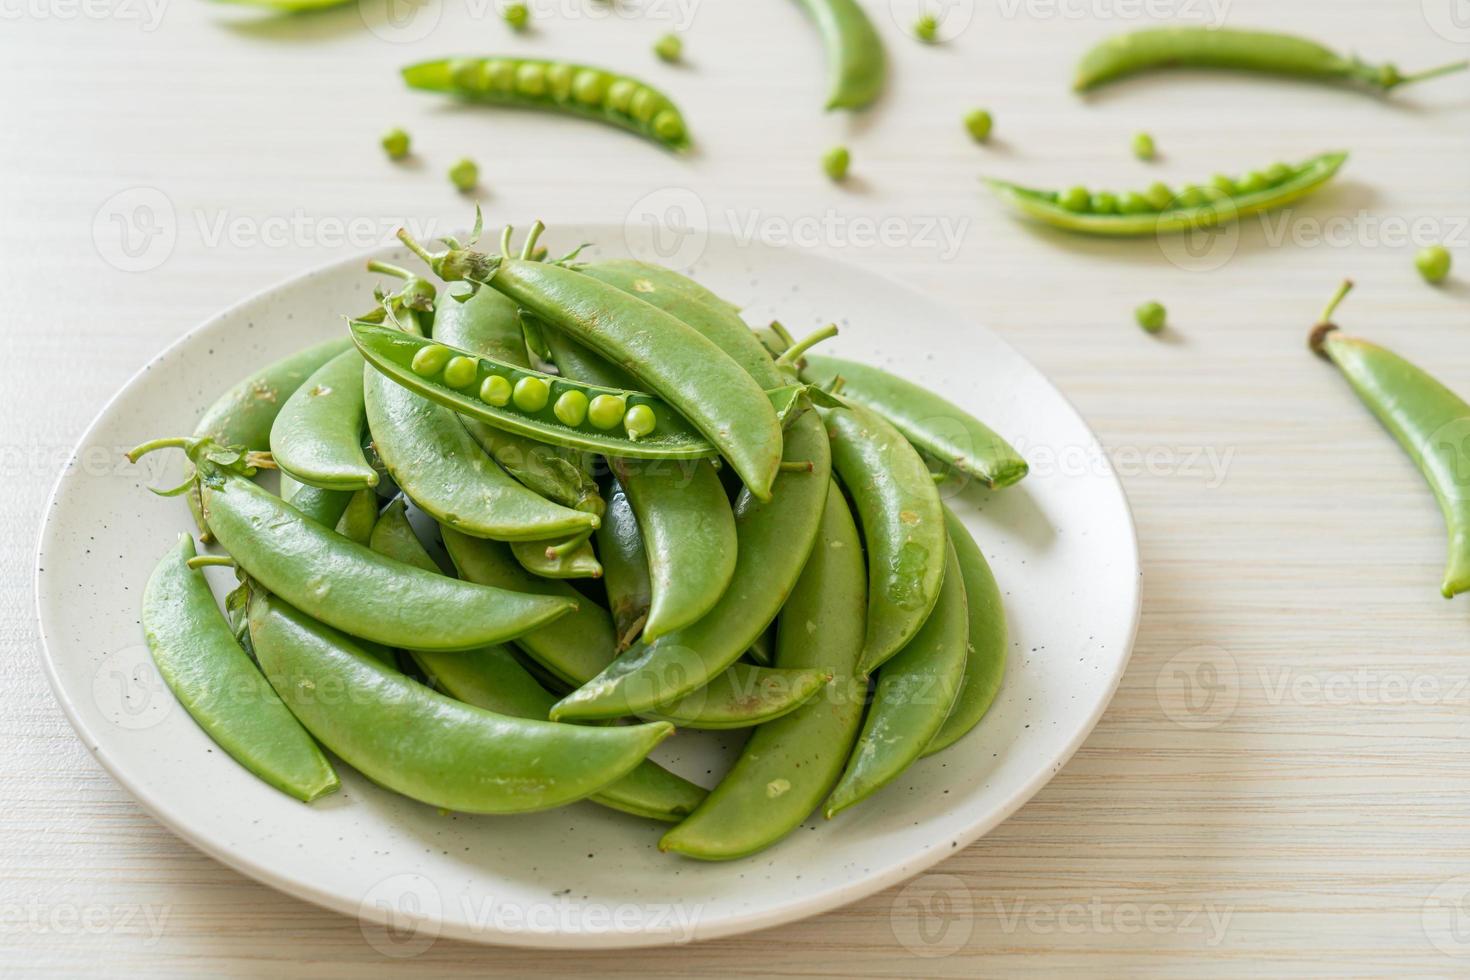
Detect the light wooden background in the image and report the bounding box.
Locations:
[4,0,1469,974]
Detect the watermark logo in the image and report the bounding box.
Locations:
[624,186,710,268]
[92,645,173,731]
[1425,875,1470,956]
[1428,417,1470,502]
[995,0,1229,25]
[887,0,975,40]
[1156,206,1240,273]
[1422,0,1470,43]
[1156,644,1238,729]
[890,873,975,958]
[0,0,169,30]
[359,873,443,958]
[93,187,176,273]
[360,0,441,44]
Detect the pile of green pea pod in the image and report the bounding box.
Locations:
[130,216,1027,860]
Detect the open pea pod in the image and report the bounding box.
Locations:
[351,321,805,461]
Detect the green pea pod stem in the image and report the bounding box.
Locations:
[579,259,742,318]
[641,665,831,731]
[1075,27,1469,94]
[334,488,380,545]
[247,590,672,814]
[352,321,805,463]
[550,409,832,720]
[660,481,867,860]
[611,457,737,641]
[269,349,377,491]
[188,337,351,535]
[279,473,354,530]
[825,540,968,817]
[790,0,886,110]
[801,354,1027,490]
[509,533,603,579]
[985,151,1347,237]
[924,508,1007,755]
[169,449,575,650]
[1310,282,1470,597]
[143,534,339,802]
[596,474,653,650]
[368,500,706,823]
[402,58,692,153]
[825,400,948,675]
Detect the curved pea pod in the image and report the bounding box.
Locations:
[187,337,351,535]
[143,534,338,803]
[368,500,706,823]
[402,57,692,152]
[596,474,652,650]
[924,508,1007,755]
[484,257,785,498]
[610,457,736,641]
[541,320,641,390]
[825,400,947,675]
[269,349,377,491]
[363,365,598,542]
[550,409,832,720]
[580,259,742,317]
[509,533,603,579]
[334,488,380,545]
[825,540,968,817]
[790,0,885,110]
[641,664,832,731]
[247,590,672,814]
[194,459,575,651]
[801,354,1027,490]
[661,482,866,858]
[984,151,1347,237]
[279,473,353,530]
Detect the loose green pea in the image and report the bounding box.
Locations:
[914,13,939,42]
[823,146,851,182]
[1118,191,1151,214]
[1264,162,1293,185]
[443,355,478,389]
[381,127,411,160]
[964,108,992,142]
[654,33,682,63]
[411,344,453,376]
[587,394,626,430]
[547,62,574,102]
[502,1,528,30]
[652,110,684,142]
[554,390,589,427]
[448,158,479,193]
[606,78,637,113]
[1132,131,1155,160]
[1143,181,1173,210]
[1135,301,1166,334]
[1237,171,1267,194]
[515,62,547,97]
[480,374,513,406]
[573,69,608,105]
[1417,245,1452,284]
[1091,191,1119,214]
[1059,186,1091,212]
[624,404,656,440]
[513,376,550,412]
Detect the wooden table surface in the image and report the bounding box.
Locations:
[5,0,1469,974]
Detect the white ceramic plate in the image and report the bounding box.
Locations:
[35,227,1138,949]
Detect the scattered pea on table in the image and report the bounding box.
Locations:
[1132,131,1155,160]
[448,157,479,193]
[823,145,851,182]
[964,108,992,142]
[502,1,528,30]
[1135,301,1167,333]
[381,127,410,160]
[653,33,682,63]
[913,12,939,42]
[1417,245,1452,284]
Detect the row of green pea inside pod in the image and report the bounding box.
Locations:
[131,219,1029,859]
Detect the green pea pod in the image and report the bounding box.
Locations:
[1310,282,1470,597]
[661,481,866,858]
[611,457,737,641]
[279,473,353,530]
[432,284,531,365]
[641,661,832,731]
[541,321,640,389]
[550,409,832,719]
[187,337,351,535]
[985,151,1347,237]
[143,534,339,803]
[180,451,575,650]
[825,400,947,675]
[596,474,652,650]
[1075,26,1469,94]
[354,321,805,462]
[509,534,603,579]
[924,508,1007,755]
[269,349,377,491]
[247,590,672,814]
[791,0,886,110]
[368,499,707,823]
[801,354,1027,490]
[579,258,742,317]
[212,0,355,12]
[825,540,968,817]
[334,488,379,545]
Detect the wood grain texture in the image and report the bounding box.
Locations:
[4,0,1469,974]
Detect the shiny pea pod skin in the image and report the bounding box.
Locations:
[660,482,867,860]
[580,259,743,318]
[550,409,832,720]
[401,57,691,152]
[640,664,831,731]
[247,591,672,814]
[825,400,947,675]
[269,349,378,491]
[542,322,641,390]
[1074,26,1469,93]
[364,365,598,542]
[984,151,1346,237]
[596,474,653,650]
[433,285,531,366]
[790,0,886,110]
[825,540,968,817]
[198,461,574,651]
[1313,321,1470,597]
[486,258,785,499]
[509,534,603,579]
[334,488,379,545]
[924,508,1007,755]
[610,457,737,641]
[143,534,339,803]
[279,473,354,530]
[802,354,1027,490]
[367,501,706,823]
